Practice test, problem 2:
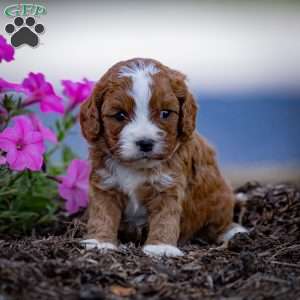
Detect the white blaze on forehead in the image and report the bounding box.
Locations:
[118,61,164,160]
[119,61,159,117]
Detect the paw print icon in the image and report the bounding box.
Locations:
[5,16,45,48]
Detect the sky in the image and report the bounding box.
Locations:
[1,0,300,93]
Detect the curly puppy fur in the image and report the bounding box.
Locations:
[80,58,244,256]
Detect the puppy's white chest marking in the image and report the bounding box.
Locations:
[96,160,174,224]
[97,163,144,218]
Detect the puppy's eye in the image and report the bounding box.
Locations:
[113,111,127,122]
[160,110,172,119]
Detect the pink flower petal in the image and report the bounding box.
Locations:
[40,95,64,114]
[65,160,81,185]
[20,73,64,115]
[0,35,14,63]
[66,160,90,186]
[77,164,91,183]
[65,188,88,214]
[0,78,27,94]
[24,142,45,157]
[75,181,89,191]
[1,115,46,171]
[58,176,72,189]
[62,80,76,97]
[5,147,17,168]
[29,114,57,144]
[58,185,73,202]
[62,78,94,106]
[73,187,89,208]
[0,138,16,152]
[24,131,43,144]
[0,127,20,152]
[59,159,91,214]
[22,72,45,92]
[14,116,34,137]
[24,150,44,171]
[0,106,8,118]
[40,126,58,144]
[58,185,80,214]
[65,195,80,214]
[13,116,34,137]
[0,127,20,143]
[7,150,27,171]
[24,139,45,157]
[0,155,6,165]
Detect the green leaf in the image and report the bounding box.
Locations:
[62,145,76,166]
[0,170,59,234]
[2,94,15,111]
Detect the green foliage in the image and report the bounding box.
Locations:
[54,114,76,142]
[0,93,79,235]
[0,167,59,234]
[62,145,77,168]
[45,115,78,170]
[2,94,30,115]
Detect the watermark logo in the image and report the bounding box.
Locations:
[3,3,47,48]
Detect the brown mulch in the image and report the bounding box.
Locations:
[0,182,300,300]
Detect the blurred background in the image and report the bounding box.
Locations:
[1,0,300,186]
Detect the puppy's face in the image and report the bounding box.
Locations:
[80,59,197,167]
[101,66,180,164]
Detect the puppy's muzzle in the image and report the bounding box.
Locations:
[135,139,155,153]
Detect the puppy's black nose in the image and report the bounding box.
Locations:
[136,139,154,152]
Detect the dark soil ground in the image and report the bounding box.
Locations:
[0,182,300,300]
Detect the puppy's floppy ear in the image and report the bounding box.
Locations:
[167,68,198,142]
[80,81,107,143]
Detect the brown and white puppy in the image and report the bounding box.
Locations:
[80,58,246,257]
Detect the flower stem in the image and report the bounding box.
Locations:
[64,103,77,116]
[46,174,62,184]
[46,143,61,157]
[8,171,25,186]
[21,99,39,108]
[0,189,18,196]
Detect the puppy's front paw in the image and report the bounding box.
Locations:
[143,244,183,257]
[80,239,117,251]
[218,223,248,243]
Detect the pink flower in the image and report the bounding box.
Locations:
[0,35,14,63]
[0,116,45,171]
[0,106,8,127]
[22,73,64,114]
[58,159,91,214]
[28,114,57,144]
[62,79,94,113]
[0,155,6,165]
[12,115,57,144]
[0,105,8,117]
[0,73,64,114]
[0,78,27,94]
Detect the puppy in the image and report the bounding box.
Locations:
[80,58,246,257]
